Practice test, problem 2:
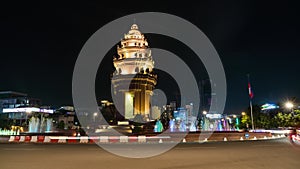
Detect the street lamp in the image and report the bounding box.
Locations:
[285,102,294,109]
[93,112,98,122]
[285,101,294,116]
[202,111,207,130]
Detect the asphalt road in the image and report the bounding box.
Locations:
[0,138,299,169]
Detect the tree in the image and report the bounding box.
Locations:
[275,112,294,127]
[292,110,300,127]
[241,113,251,130]
[57,120,65,130]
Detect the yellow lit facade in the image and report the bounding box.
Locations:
[112,24,157,120]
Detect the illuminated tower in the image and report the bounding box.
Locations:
[112,24,157,120]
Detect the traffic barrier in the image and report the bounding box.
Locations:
[89,136,99,144]
[37,136,45,142]
[109,136,119,143]
[120,136,128,143]
[44,136,51,143]
[129,136,138,143]
[99,136,109,143]
[58,136,67,143]
[3,132,281,144]
[25,136,31,142]
[80,136,89,143]
[19,136,25,142]
[50,137,58,143]
[8,136,15,142]
[138,136,146,143]
[67,137,78,143]
[30,136,38,143]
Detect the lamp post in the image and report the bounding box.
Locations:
[285,101,294,116]
[93,112,98,122]
[202,111,207,130]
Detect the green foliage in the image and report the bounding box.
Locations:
[241,114,251,129]
[275,111,300,128]
[57,120,65,130]
[240,105,300,129]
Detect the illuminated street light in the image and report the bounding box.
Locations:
[285,101,295,117]
[93,112,98,122]
[285,102,294,109]
[202,111,207,131]
[241,112,246,116]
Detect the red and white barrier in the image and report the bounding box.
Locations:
[30,136,37,142]
[138,136,146,143]
[19,136,25,142]
[44,136,51,143]
[80,136,89,143]
[120,136,128,143]
[99,136,109,143]
[8,136,15,142]
[5,135,172,144]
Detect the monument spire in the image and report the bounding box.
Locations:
[112,24,157,120]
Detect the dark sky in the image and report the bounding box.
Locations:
[1,1,299,114]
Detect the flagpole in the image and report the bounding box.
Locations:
[249,97,254,131]
[247,74,255,131]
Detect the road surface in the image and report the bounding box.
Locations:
[0,138,299,169]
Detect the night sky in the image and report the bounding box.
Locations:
[1,1,299,114]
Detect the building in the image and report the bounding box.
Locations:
[0,91,40,111]
[111,24,157,120]
[53,106,76,130]
[0,91,53,131]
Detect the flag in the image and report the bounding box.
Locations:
[248,81,254,99]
